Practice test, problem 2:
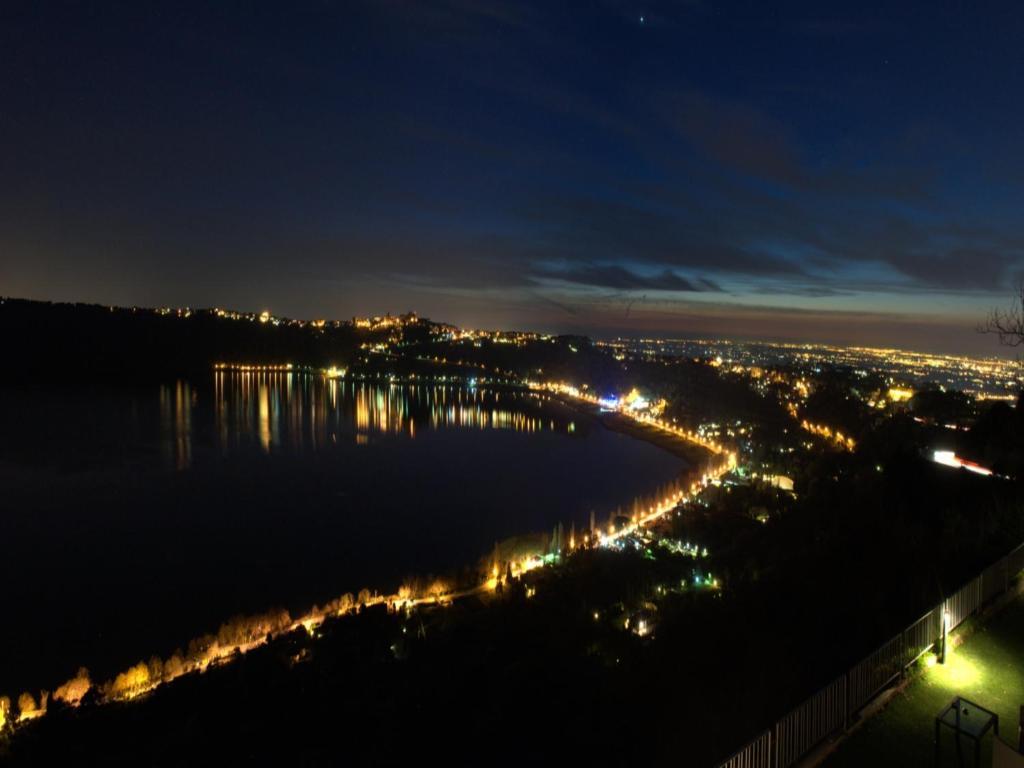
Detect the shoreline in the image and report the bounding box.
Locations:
[0,376,731,733]
[546,393,716,471]
[595,409,716,469]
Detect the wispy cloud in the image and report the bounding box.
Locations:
[534,264,721,292]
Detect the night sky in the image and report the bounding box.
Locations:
[3,1,1023,354]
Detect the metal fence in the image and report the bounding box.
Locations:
[902,607,941,667]
[983,558,1009,603]
[719,730,772,768]
[1008,543,1024,576]
[848,635,902,714]
[945,576,982,630]
[775,676,847,768]
[714,541,1024,768]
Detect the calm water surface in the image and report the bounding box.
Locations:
[0,373,684,691]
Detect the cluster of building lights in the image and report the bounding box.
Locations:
[605,338,1020,400]
[352,312,419,331]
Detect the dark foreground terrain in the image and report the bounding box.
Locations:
[4,453,1023,767]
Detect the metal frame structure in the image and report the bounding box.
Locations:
[935,696,999,767]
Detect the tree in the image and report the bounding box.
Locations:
[147,655,164,682]
[17,691,36,718]
[187,633,216,661]
[163,653,185,681]
[53,667,92,706]
[982,281,1024,356]
[105,662,151,699]
[337,592,354,614]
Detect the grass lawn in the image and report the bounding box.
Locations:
[825,594,1024,767]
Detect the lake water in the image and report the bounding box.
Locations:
[0,373,684,693]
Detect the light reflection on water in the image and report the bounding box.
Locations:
[159,380,193,470]
[157,372,575,470]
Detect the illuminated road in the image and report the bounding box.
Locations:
[3,373,736,732]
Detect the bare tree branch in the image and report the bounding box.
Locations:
[980,280,1024,349]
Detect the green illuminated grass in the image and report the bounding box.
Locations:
[825,594,1024,767]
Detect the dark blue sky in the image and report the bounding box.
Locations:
[3,1,1023,354]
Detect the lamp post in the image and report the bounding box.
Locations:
[939,610,951,664]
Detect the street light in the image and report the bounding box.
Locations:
[939,610,951,664]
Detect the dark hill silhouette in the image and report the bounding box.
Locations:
[0,298,402,380]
